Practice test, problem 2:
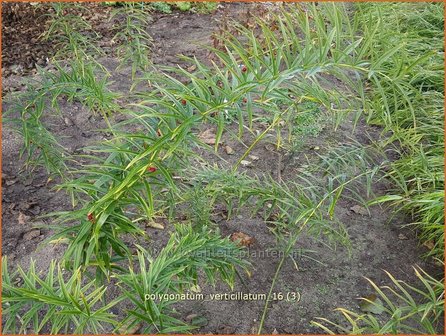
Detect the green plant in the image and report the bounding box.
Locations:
[147,2,217,14]
[47,134,184,276]
[4,84,69,179]
[45,62,120,117]
[2,224,249,334]
[292,102,323,137]
[42,3,104,69]
[4,61,120,179]
[311,266,444,334]
[135,2,367,158]
[44,78,215,277]
[117,224,249,333]
[174,1,192,12]
[111,3,152,80]
[4,2,443,335]
[193,2,218,14]
[256,166,381,333]
[5,2,120,179]
[2,257,121,334]
[354,2,444,259]
[149,2,172,14]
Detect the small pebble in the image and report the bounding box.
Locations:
[64,117,74,127]
[240,160,251,167]
[225,145,234,155]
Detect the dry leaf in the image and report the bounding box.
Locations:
[350,205,369,216]
[230,232,254,247]
[423,240,435,250]
[217,325,235,334]
[248,155,259,161]
[185,313,199,322]
[6,179,17,186]
[190,284,201,293]
[146,221,164,230]
[198,129,216,145]
[264,144,276,152]
[398,233,408,240]
[18,212,29,225]
[64,117,74,127]
[187,64,197,72]
[240,160,252,167]
[118,322,142,335]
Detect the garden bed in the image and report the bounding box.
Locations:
[2,2,444,334]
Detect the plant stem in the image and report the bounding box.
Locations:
[257,251,287,334]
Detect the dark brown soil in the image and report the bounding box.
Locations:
[1,2,443,335]
[2,2,114,76]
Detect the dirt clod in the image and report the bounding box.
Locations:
[230,232,254,247]
[185,313,199,322]
[64,117,74,127]
[216,325,235,334]
[23,229,41,241]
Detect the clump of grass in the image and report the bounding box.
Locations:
[135,2,367,158]
[307,4,444,333]
[3,83,69,179]
[192,2,219,14]
[148,2,172,13]
[355,2,444,259]
[110,3,152,80]
[42,2,104,68]
[47,130,185,277]
[4,61,120,179]
[4,3,120,178]
[184,165,350,240]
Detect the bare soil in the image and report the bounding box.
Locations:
[2,2,443,334]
